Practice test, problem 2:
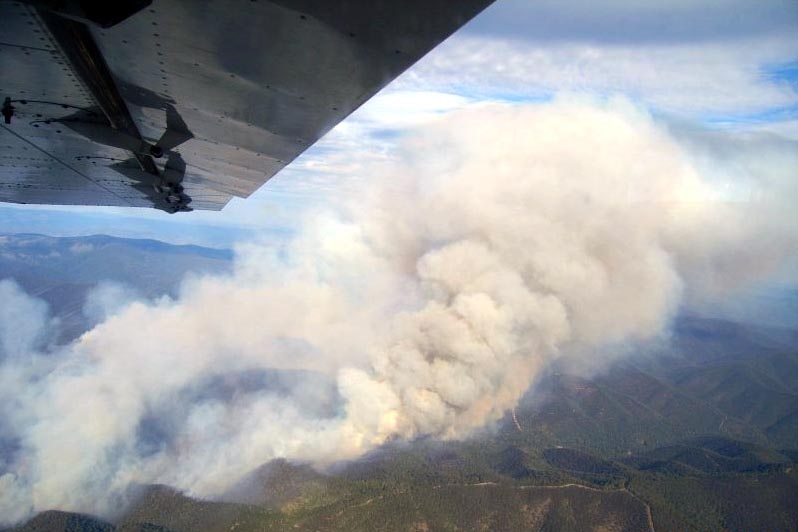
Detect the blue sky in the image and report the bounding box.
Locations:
[1,0,796,248]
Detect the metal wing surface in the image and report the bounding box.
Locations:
[0,0,493,213]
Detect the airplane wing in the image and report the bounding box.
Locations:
[0,0,493,213]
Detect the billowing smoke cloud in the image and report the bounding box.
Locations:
[1,98,795,523]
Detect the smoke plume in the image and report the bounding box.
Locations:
[0,98,795,523]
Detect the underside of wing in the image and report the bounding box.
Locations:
[0,0,493,212]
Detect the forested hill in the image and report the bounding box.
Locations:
[0,233,233,341]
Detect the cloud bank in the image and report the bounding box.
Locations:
[1,98,796,523]
[400,0,798,118]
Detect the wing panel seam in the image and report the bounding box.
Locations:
[0,123,134,205]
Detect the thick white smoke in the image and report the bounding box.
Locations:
[0,98,795,523]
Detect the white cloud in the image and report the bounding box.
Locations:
[397,33,798,116]
[261,88,474,199]
[360,0,798,119]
